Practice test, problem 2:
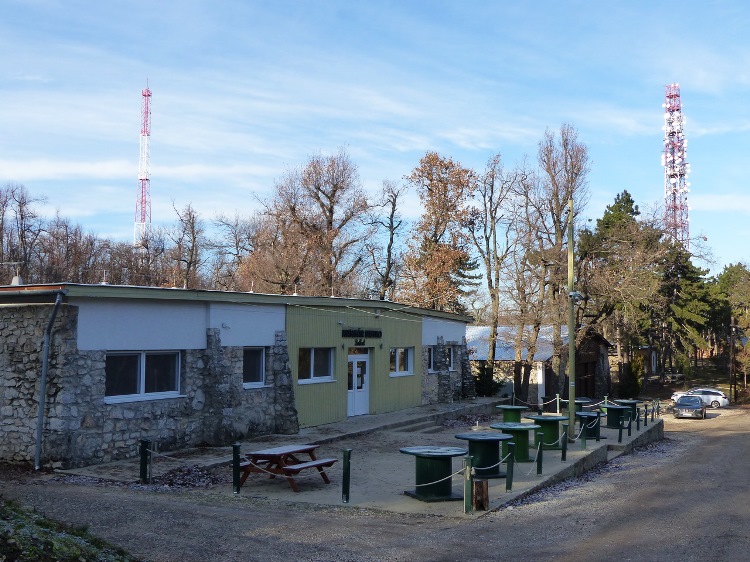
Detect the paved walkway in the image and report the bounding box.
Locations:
[60,397,664,517]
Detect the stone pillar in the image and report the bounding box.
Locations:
[460,337,477,400]
[271,331,299,434]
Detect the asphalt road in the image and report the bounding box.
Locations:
[2,407,749,562]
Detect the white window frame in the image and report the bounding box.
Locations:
[104,351,181,404]
[427,346,455,372]
[298,347,335,384]
[390,347,414,377]
[242,347,267,388]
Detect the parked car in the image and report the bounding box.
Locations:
[673,395,707,419]
[671,387,729,408]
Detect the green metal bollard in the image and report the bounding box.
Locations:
[556,393,561,414]
[139,439,151,484]
[626,412,632,437]
[580,424,587,450]
[463,454,473,514]
[656,400,661,417]
[636,408,641,431]
[595,411,602,442]
[561,423,568,462]
[232,443,241,494]
[536,432,543,476]
[618,420,624,443]
[506,443,515,492]
[342,449,352,504]
[651,403,656,421]
[644,404,649,427]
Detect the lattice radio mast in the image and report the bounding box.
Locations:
[134,82,152,247]
[661,83,691,249]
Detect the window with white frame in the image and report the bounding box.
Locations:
[298,347,334,382]
[390,347,414,376]
[105,351,180,400]
[427,346,455,372]
[243,347,266,386]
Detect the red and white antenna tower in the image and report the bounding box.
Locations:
[661,83,691,249]
[134,82,152,246]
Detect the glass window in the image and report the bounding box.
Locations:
[105,351,179,398]
[427,347,455,372]
[298,348,334,381]
[243,347,265,385]
[390,347,413,376]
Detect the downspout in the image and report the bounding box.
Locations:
[34,291,64,470]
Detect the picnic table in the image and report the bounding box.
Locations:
[238,444,337,492]
[614,399,640,422]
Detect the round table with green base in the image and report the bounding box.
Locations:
[600,404,630,428]
[575,411,604,439]
[523,414,568,450]
[495,405,528,423]
[488,422,541,462]
[614,399,640,423]
[561,398,592,414]
[454,432,513,478]
[399,446,466,502]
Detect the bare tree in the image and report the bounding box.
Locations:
[365,180,408,300]
[467,155,528,392]
[168,203,208,289]
[266,148,370,296]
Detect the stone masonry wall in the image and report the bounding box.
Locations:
[421,338,474,405]
[0,304,299,468]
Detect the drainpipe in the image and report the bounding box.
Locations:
[34,291,64,470]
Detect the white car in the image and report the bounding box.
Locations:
[671,387,729,408]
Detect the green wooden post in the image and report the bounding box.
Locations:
[644,404,649,427]
[595,411,602,442]
[626,412,632,437]
[232,443,241,494]
[506,443,515,492]
[536,432,544,476]
[561,423,568,462]
[139,439,151,484]
[463,454,473,514]
[580,423,587,450]
[618,419,624,443]
[556,394,561,414]
[342,449,352,504]
[636,408,641,431]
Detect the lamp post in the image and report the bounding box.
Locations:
[730,316,737,402]
[567,198,576,437]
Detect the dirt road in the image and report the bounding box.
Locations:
[2,408,748,562]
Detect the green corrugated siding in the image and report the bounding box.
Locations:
[287,304,423,427]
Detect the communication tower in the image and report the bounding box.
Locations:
[134,83,152,246]
[661,83,691,249]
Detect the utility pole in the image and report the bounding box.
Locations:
[567,198,576,436]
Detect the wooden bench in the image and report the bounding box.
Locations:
[239,444,337,492]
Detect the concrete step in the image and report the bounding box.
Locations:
[393,420,440,433]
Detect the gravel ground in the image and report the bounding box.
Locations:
[1,409,748,561]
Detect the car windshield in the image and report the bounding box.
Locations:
[676,396,702,406]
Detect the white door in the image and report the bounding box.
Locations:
[347,349,369,417]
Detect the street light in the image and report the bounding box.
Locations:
[567,198,576,438]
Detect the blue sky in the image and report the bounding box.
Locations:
[2,1,750,276]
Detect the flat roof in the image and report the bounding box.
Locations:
[0,283,472,323]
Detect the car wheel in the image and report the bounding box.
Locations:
[711,400,720,408]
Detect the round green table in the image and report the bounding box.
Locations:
[399,446,466,501]
[600,404,630,428]
[575,411,604,439]
[495,405,528,423]
[523,414,568,450]
[489,422,541,462]
[614,399,640,422]
[561,398,592,413]
[454,432,513,478]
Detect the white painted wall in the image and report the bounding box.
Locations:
[422,318,467,345]
[208,303,285,347]
[75,299,287,351]
[76,299,208,351]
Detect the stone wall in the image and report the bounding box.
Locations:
[0,304,299,468]
[421,338,474,405]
